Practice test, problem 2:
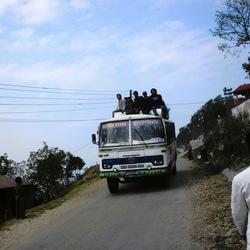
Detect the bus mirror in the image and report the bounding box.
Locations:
[92,134,97,144]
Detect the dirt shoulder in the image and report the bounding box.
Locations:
[187,159,247,249]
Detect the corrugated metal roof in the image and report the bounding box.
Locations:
[0,175,32,189]
[233,83,250,94]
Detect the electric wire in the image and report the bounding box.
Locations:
[0,83,128,93]
[0,118,109,122]
[71,142,92,153]
[0,102,114,106]
[0,106,114,114]
[0,96,116,100]
[0,87,123,95]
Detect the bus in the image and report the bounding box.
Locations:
[92,109,177,193]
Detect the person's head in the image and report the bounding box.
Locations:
[116,94,122,100]
[133,91,138,97]
[151,88,157,95]
[15,177,22,185]
[143,91,147,97]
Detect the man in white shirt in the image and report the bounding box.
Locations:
[112,94,126,117]
[231,133,250,249]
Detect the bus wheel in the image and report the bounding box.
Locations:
[107,178,119,193]
[172,163,177,175]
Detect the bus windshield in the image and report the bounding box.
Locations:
[99,119,165,147]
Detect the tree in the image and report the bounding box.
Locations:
[242,56,250,76]
[0,153,10,176]
[64,152,85,186]
[204,116,250,173]
[210,0,250,55]
[27,142,85,202]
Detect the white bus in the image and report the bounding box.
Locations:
[92,110,177,193]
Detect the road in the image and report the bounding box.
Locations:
[9,157,203,250]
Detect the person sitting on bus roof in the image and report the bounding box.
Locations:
[148,88,169,118]
[125,96,133,114]
[132,91,143,114]
[141,91,150,114]
[112,93,126,117]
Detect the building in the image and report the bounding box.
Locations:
[0,175,36,223]
[233,83,250,106]
[232,83,250,123]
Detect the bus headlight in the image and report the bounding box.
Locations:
[153,159,163,166]
[103,162,112,169]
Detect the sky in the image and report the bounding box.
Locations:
[0,0,249,168]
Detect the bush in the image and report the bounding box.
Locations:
[204,116,250,173]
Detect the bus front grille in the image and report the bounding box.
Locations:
[121,164,144,170]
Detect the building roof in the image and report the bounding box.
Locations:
[0,175,32,189]
[233,84,250,94]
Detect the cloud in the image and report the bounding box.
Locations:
[0,0,59,25]
[15,0,59,25]
[0,59,105,88]
[121,24,214,75]
[0,0,18,16]
[67,0,92,10]
[11,27,35,39]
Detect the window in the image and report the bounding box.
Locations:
[99,121,129,147]
[131,119,165,145]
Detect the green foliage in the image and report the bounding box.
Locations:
[204,100,228,132]
[26,142,85,202]
[0,153,9,176]
[177,97,229,146]
[242,56,250,77]
[210,0,250,55]
[204,116,250,173]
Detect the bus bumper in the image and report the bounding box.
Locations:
[100,168,168,179]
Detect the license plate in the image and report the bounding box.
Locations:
[125,171,139,176]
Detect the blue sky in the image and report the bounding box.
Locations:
[0,0,249,167]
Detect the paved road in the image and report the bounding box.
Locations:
[10,157,203,250]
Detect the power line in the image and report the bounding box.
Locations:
[0,84,128,95]
[0,102,114,106]
[166,102,206,105]
[0,83,128,92]
[0,96,116,101]
[0,87,123,95]
[71,142,92,153]
[0,118,109,122]
[0,106,114,114]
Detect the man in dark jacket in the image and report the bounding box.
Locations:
[132,91,142,114]
[148,88,169,118]
[141,91,150,114]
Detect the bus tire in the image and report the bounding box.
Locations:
[172,163,177,175]
[107,178,119,193]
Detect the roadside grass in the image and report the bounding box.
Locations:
[189,160,247,249]
[0,177,100,231]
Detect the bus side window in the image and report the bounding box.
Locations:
[166,122,174,145]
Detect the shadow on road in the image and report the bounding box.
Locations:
[112,168,193,196]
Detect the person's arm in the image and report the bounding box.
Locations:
[121,100,126,111]
[231,178,248,236]
[158,95,166,106]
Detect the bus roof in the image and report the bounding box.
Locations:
[101,113,175,124]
